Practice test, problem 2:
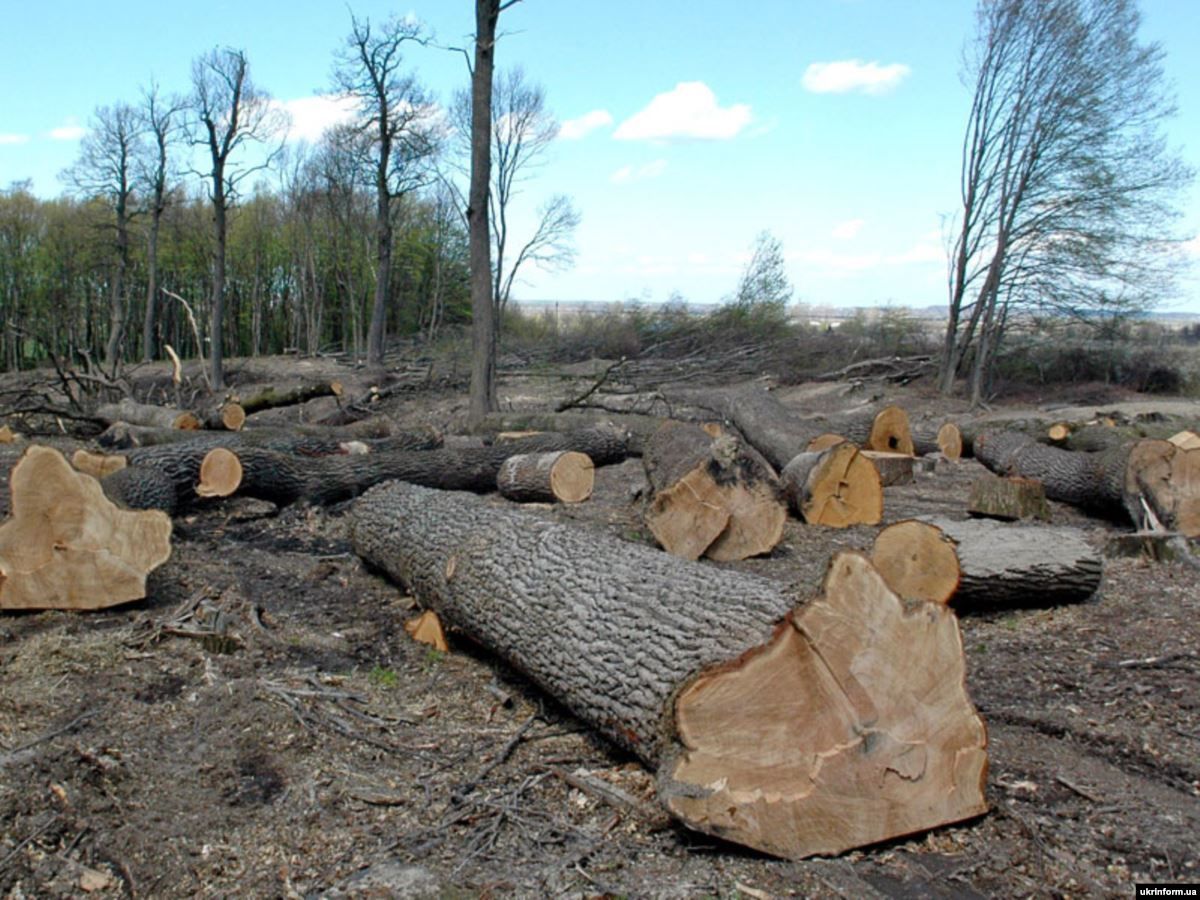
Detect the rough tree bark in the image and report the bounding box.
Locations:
[349,481,988,859]
[872,516,1102,609]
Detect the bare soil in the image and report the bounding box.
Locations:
[2,355,1199,899]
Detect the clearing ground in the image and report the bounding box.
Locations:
[1,352,1198,898]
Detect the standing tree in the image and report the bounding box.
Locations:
[467,0,521,427]
[136,83,185,362]
[734,230,793,308]
[61,103,142,369]
[189,47,285,389]
[334,13,440,369]
[940,0,1192,403]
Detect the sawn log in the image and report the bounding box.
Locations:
[350,482,988,859]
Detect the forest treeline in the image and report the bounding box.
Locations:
[0,170,469,373]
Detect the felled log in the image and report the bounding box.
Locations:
[103,424,631,513]
[643,421,785,561]
[98,423,441,458]
[497,451,594,503]
[968,474,1050,521]
[975,429,1200,536]
[231,380,344,414]
[872,517,1102,609]
[73,448,128,479]
[1104,531,1195,563]
[0,446,172,610]
[780,443,882,527]
[96,398,201,431]
[861,450,914,486]
[912,422,963,460]
[350,482,988,859]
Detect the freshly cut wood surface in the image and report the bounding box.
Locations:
[874,517,1103,609]
[968,474,1050,521]
[96,398,201,431]
[0,446,172,610]
[405,609,449,651]
[806,433,847,452]
[781,443,883,527]
[912,422,963,460]
[196,448,243,498]
[863,405,915,455]
[497,451,594,503]
[1169,430,1200,451]
[351,482,987,859]
[72,448,128,479]
[643,421,785,561]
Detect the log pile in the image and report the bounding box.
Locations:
[350,481,988,859]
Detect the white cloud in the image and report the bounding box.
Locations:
[48,120,86,141]
[614,82,752,141]
[610,159,667,185]
[802,60,911,95]
[0,133,30,145]
[559,109,613,140]
[831,218,865,240]
[1184,235,1200,258]
[274,94,359,143]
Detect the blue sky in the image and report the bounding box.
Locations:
[2,1,1198,311]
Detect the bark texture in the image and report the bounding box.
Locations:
[350,483,988,858]
[968,474,1050,521]
[497,451,594,503]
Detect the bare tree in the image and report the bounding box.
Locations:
[189,47,286,389]
[136,83,185,362]
[334,13,440,369]
[61,102,142,369]
[940,0,1192,403]
[466,0,518,426]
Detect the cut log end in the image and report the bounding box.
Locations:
[868,405,915,455]
[1168,430,1200,452]
[1126,439,1200,537]
[196,448,244,498]
[497,451,595,504]
[662,551,988,859]
[937,423,963,460]
[0,446,172,610]
[220,402,246,432]
[173,411,202,430]
[871,520,961,604]
[72,448,128,480]
[805,433,847,452]
[781,443,883,527]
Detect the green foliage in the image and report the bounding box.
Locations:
[368,664,399,689]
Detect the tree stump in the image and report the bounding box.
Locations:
[350,481,988,859]
[0,446,172,610]
[968,474,1050,521]
[497,451,594,503]
[643,421,785,561]
[780,443,883,527]
[872,517,1103,609]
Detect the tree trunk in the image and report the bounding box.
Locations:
[974,430,1200,536]
[497,451,594,503]
[872,517,1102,610]
[780,442,883,527]
[143,206,162,362]
[211,187,228,390]
[642,421,785,561]
[349,482,988,859]
[467,0,501,428]
[103,425,630,513]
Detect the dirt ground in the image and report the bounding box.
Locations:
[1,354,1199,899]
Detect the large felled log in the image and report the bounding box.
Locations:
[872,517,1102,609]
[350,482,988,859]
[98,416,424,451]
[232,380,344,414]
[497,451,594,503]
[975,429,1200,536]
[99,424,441,462]
[103,425,631,512]
[0,446,172,610]
[780,442,883,527]
[96,398,201,431]
[643,421,785,561]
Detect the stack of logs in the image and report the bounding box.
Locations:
[2,376,1199,862]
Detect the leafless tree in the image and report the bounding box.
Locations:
[189,46,286,388]
[61,102,142,369]
[136,83,185,362]
[940,0,1192,404]
[333,13,440,369]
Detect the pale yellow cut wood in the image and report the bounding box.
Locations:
[195,448,244,498]
[0,425,15,444]
[405,609,449,652]
[72,448,128,479]
[806,433,847,452]
[704,478,788,563]
[781,443,883,527]
[173,411,202,430]
[496,430,543,442]
[0,445,172,610]
[936,422,963,460]
[871,520,961,604]
[1047,423,1071,443]
[1168,430,1200,451]
[861,450,915,486]
[666,551,988,859]
[645,468,731,561]
[164,344,183,384]
[867,405,915,455]
[497,451,594,503]
[219,401,246,431]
